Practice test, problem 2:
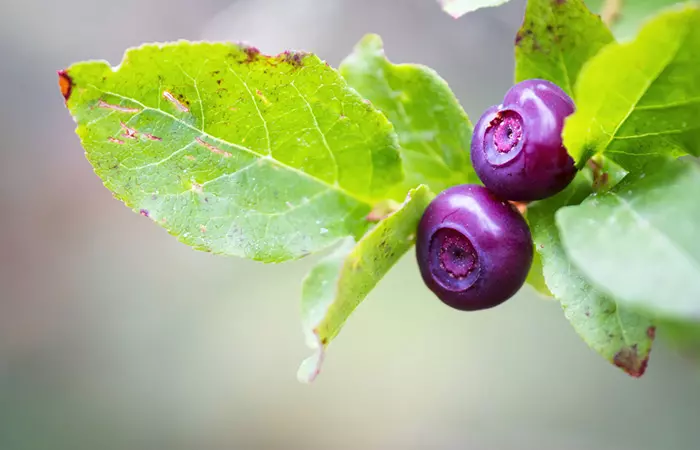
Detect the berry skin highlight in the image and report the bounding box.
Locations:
[416,184,533,311]
[471,79,577,202]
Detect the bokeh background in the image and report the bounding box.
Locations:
[2,0,700,448]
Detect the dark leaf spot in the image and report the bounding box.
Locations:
[515,31,524,45]
[57,70,73,101]
[613,345,649,378]
[240,45,261,64]
[282,50,306,68]
[647,326,656,339]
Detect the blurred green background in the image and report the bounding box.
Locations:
[1,0,699,448]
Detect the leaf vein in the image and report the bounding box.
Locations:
[290,80,339,185]
[613,127,700,140]
[225,62,271,154]
[600,23,690,153]
[123,140,198,171]
[608,191,700,275]
[86,85,369,205]
[635,97,700,111]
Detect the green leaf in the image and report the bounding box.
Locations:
[298,185,432,382]
[515,0,614,98]
[437,0,512,18]
[529,175,654,377]
[556,159,700,320]
[526,249,553,298]
[522,204,553,298]
[340,34,475,197]
[60,41,404,263]
[585,0,683,40]
[588,154,629,193]
[563,5,700,169]
[659,319,700,359]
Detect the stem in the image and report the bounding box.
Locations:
[510,201,528,216]
[601,0,623,27]
[587,157,610,192]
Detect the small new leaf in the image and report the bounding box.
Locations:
[515,0,614,98]
[529,175,654,377]
[298,185,432,382]
[563,5,700,169]
[59,41,404,263]
[557,159,700,320]
[340,34,475,197]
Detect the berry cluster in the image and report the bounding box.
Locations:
[417,79,576,311]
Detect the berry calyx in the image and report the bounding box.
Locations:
[471,79,577,202]
[416,184,533,311]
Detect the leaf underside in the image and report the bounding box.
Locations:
[557,159,700,321]
[529,175,654,377]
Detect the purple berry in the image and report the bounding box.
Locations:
[471,79,577,201]
[416,184,533,311]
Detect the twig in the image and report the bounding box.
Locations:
[601,0,623,27]
[510,201,528,216]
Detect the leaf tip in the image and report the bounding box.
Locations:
[350,33,385,62]
[360,33,384,48]
[438,0,468,18]
[297,333,326,384]
[57,69,73,102]
[612,340,653,378]
[438,0,510,18]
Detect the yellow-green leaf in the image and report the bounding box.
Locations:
[563,5,700,169]
[298,185,432,382]
[515,0,613,98]
[60,41,404,263]
[529,175,654,377]
[340,34,475,196]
